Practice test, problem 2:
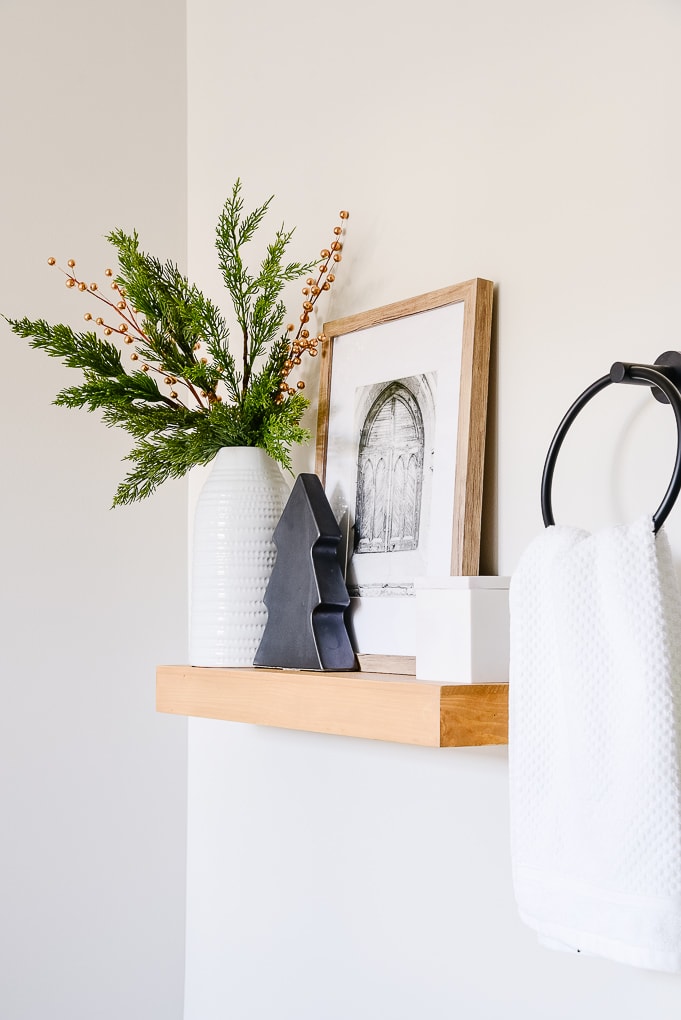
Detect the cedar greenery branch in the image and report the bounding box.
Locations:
[6,180,349,505]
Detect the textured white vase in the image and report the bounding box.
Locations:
[189,447,291,667]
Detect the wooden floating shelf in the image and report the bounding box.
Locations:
[156,662,508,748]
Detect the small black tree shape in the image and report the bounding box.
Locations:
[254,473,357,670]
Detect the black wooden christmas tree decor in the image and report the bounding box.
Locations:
[253,473,357,671]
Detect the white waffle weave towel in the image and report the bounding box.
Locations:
[509,516,681,971]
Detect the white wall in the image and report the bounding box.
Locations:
[185,0,681,1017]
[0,3,188,1018]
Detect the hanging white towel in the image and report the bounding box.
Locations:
[509,516,681,972]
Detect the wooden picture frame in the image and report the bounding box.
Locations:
[315,278,493,657]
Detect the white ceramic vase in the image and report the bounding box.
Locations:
[189,446,291,667]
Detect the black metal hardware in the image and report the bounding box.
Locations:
[541,354,681,534]
[651,351,681,405]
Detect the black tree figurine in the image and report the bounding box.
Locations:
[254,473,357,671]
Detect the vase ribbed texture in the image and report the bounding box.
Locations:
[189,447,290,667]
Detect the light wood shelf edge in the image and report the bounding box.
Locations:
[156,665,508,748]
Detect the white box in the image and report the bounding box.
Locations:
[414,576,510,684]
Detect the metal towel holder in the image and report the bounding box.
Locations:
[541,351,681,534]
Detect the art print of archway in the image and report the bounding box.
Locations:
[354,381,425,554]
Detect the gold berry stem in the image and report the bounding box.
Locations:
[121,300,208,407]
[60,265,209,412]
[287,218,346,357]
[62,268,143,337]
[141,362,206,411]
[291,255,330,346]
[120,310,209,409]
[133,367,184,410]
[178,376,207,410]
[160,393,185,410]
[277,217,347,402]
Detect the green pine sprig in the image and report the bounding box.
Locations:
[4,181,348,505]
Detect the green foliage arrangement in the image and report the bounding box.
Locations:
[6,181,348,505]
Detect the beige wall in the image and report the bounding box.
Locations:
[0,2,188,1018]
[4,1,680,1016]
[185,1,681,1018]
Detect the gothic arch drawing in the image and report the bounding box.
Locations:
[354,382,425,554]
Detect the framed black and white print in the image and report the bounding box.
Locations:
[315,279,494,659]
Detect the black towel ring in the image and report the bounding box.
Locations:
[541,356,681,534]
